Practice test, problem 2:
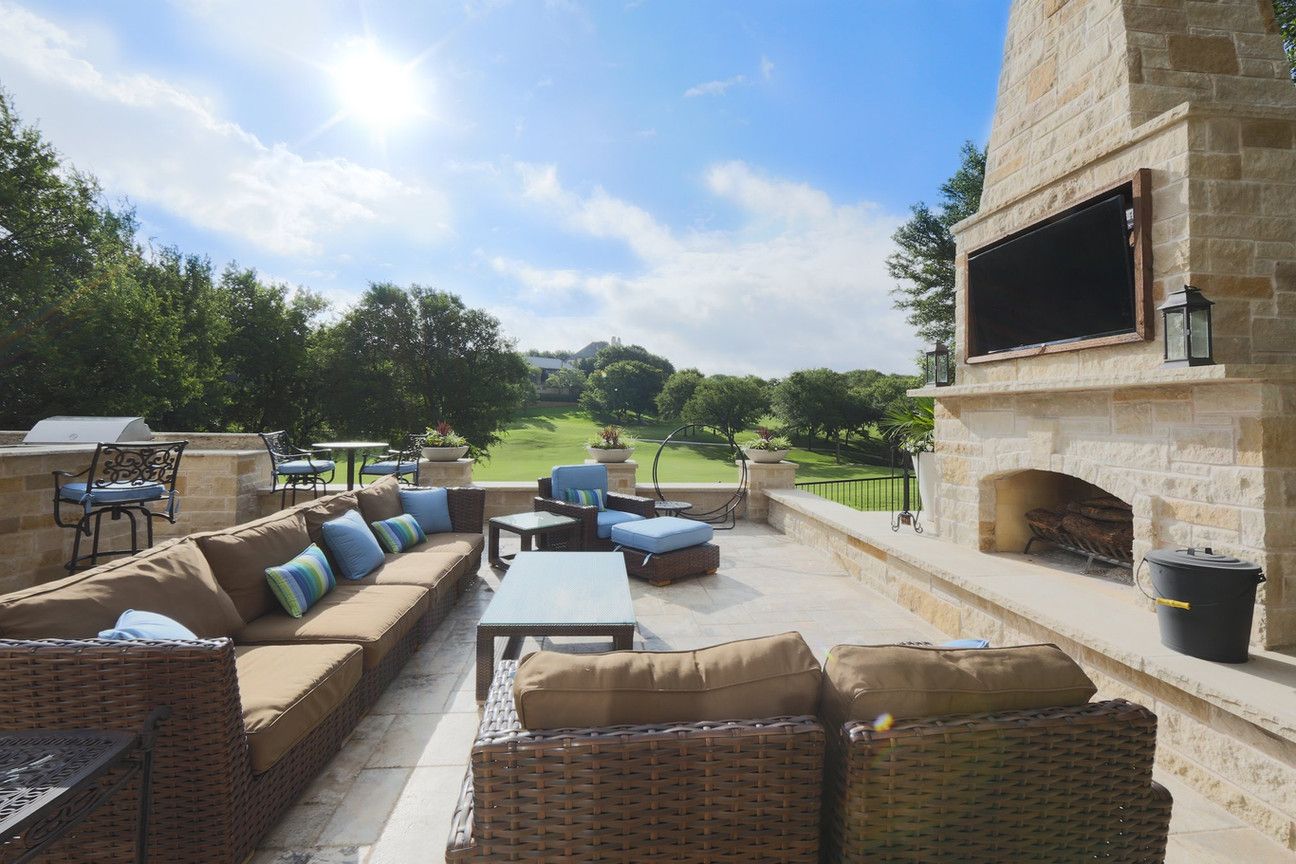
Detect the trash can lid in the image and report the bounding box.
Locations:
[1146,547,1261,574]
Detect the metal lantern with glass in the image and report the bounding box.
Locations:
[1158,286,1214,367]
[924,343,952,387]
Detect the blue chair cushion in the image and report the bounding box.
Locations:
[940,638,990,649]
[320,510,385,580]
[277,459,336,475]
[399,487,452,534]
[596,509,644,540]
[99,609,197,641]
[360,460,419,476]
[610,516,713,554]
[58,481,165,505]
[551,464,608,503]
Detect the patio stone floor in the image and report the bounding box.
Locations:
[251,522,1293,864]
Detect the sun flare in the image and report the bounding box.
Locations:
[330,40,420,130]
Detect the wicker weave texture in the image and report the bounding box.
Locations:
[822,699,1172,864]
[448,660,824,863]
[621,542,720,585]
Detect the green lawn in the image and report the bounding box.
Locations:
[471,406,896,484]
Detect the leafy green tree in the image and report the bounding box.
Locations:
[681,375,769,441]
[546,365,587,401]
[887,141,985,347]
[771,368,853,453]
[655,369,704,420]
[1276,0,1296,80]
[592,342,674,378]
[581,360,666,422]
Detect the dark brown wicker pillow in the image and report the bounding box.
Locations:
[820,643,1095,730]
[513,631,821,729]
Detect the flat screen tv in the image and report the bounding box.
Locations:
[966,178,1146,358]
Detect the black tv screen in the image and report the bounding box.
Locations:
[967,192,1136,356]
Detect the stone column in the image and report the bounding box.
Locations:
[588,459,637,494]
[417,458,474,488]
[743,460,797,523]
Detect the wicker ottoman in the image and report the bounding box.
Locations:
[611,517,720,586]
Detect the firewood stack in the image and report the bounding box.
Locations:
[1025,496,1133,560]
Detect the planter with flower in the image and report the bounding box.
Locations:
[586,426,636,463]
[742,427,792,464]
[879,399,935,509]
[422,421,470,462]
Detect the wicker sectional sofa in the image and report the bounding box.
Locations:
[0,476,484,864]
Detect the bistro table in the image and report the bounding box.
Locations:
[0,708,168,864]
[311,440,388,491]
[476,552,635,699]
[653,499,694,517]
[488,511,580,569]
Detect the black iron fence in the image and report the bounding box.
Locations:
[794,470,920,513]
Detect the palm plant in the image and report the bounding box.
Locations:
[879,398,934,454]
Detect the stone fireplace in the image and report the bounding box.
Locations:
[922,0,1296,647]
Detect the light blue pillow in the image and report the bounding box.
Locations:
[321,509,385,580]
[399,487,452,534]
[940,638,990,649]
[99,609,197,641]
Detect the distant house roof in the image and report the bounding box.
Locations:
[572,340,609,360]
[524,355,566,370]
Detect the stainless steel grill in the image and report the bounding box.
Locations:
[23,416,153,445]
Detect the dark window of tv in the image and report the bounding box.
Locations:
[967,190,1136,357]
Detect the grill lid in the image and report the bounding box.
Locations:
[23,416,153,445]
[1145,547,1261,574]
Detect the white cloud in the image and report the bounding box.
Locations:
[493,162,919,376]
[0,1,449,257]
[683,74,747,98]
[760,55,775,80]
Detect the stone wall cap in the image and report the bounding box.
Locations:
[909,363,1293,400]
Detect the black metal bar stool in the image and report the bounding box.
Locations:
[51,441,187,572]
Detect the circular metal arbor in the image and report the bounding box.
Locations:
[650,424,748,529]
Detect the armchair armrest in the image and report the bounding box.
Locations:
[607,492,655,518]
[533,496,599,548]
[447,486,486,534]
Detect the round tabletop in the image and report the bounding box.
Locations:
[654,499,693,514]
[312,441,389,449]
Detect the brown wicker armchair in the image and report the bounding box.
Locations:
[447,660,825,863]
[821,699,1173,863]
[534,466,655,551]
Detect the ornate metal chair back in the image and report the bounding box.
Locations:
[258,430,295,468]
[87,441,187,493]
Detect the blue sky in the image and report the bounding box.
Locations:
[0,0,1008,375]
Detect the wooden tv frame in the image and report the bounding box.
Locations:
[963,168,1153,365]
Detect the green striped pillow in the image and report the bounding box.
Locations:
[563,487,606,511]
[265,544,335,619]
[371,513,427,553]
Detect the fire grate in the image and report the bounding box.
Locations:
[1024,522,1133,570]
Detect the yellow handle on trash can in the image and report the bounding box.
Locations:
[1155,597,1191,611]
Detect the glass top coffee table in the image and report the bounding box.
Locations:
[476,551,636,700]
[487,511,580,569]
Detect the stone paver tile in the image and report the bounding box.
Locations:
[367,712,481,768]
[371,674,459,715]
[1164,827,1295,863]
[250,847,369,864]
[300,714,395,808]
[368,765,466,864]
[1154,772,1244,835]
[260,801,335,849]
[317,767,412,847]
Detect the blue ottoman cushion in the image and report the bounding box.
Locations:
[611,516,713,554]
[596,509,643,539]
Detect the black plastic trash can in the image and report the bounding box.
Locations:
[1144,547,1265,663]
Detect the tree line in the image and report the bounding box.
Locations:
[0,91,532,451]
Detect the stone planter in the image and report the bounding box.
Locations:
[914,450,937,513]
[744,447,790,464]
[422,445,469,462]
[586,446,634,463]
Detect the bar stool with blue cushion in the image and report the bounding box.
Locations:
[359,433,423,487]
[260,431,336,508]
[533,463,656,551]
[52,440,187,572]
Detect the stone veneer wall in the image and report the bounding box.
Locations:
[935,0,1296,647]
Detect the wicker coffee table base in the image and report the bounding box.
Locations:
[619,542,720,586]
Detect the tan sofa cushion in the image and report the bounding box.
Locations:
[235,584,427,669]
[819,643,1097,730]
[198,513,310,622]
[0,538,243,639]
[298,492,360,546]
[353,550,467,592]
[236,643,362,773]
[513,632,822,729]
[421,532,483,559]
[356,476,403,523]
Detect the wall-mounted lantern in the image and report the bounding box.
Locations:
[1159,286,1214,367]
[924,343,952,387]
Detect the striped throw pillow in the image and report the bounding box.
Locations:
[265,544,335,619]
[563,487,606,511]
[371,513,427,553]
